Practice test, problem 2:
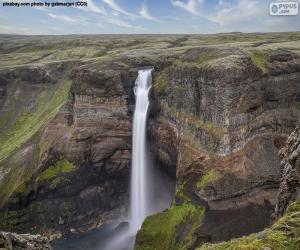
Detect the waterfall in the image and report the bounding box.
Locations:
[129,69,152,234]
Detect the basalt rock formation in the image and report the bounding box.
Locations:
[195,126,300,250]
[136,46,300,249]
[0,61,138,238]
[275,125,300,217]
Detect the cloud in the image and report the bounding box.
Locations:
[170,0,202,15]
[105,17,143,30]
[76,0,141,30]
[0,24,36,35]
[139,4,159,22]
[48,13,78,23]
[0,23,65,35]
[102,0,135,17]
[86,0,105,14]
[209,0,264,25]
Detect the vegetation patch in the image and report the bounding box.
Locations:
[179,206,205,250]
[196,170,220,190]
[154,73,167,94]
[135,203,201,250]
[196,50,219,65]
[250,49,267,73]
[197,202,300,250]
[14,181,31,196]
[169,106,224,140]
[38,159,76,187]
[175,182,191,203]
[0,80,72,162]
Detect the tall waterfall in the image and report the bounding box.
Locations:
[129,69,152,234]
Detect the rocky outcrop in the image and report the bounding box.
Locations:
[275,125,300,217]
[0,231,51,250]
[196,126,300,250]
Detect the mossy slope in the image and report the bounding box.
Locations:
[37,159,77,187]
[135,203,204,250]
[0,80,72,162]
[249,49,267,73]
[196,170,220,190]
[0,80,72,205]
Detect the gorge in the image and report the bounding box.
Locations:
[0,33,299,250]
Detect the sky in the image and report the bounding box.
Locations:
[0,0,299,34]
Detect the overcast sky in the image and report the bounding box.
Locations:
[0,0,299,34]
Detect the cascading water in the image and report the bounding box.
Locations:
[129,69,153,234]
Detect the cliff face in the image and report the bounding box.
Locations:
[275,126,300,217]
[196,126,300,250]
[137,47,300,248]
[0,61,137,237]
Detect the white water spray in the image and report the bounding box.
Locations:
[129,69,152,234]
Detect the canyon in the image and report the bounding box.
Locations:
[0,33,299,249]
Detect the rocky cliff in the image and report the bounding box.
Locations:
[0,61,138,237]
[0,231,51,250]
[136,46,300,248]
[0,33,300,247]
[196,125,300,250]
[275,125,300,217]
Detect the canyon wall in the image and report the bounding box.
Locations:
[0,61,137,237]
[136,47,300,249]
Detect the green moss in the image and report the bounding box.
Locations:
[135,203,200,250]
[194,120,224,139]
[197,202,300,250]
[175,182,191,203]
[0,210,20,231]
[0,133,42,205]
[197,50,219,65]
[250,49,267,73]
[169,106,224,140]
[14,181,30,195]
[0,80,72,161]
[196,170,220,189]
[180,207,205,250]
[154,73,167,94]
[38,159,76,187]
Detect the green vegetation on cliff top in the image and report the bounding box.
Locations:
[0,80,72,162]
[250,49,267,73]
[198,202,300,250]
[135,203,203,250]
[197,50,219,65]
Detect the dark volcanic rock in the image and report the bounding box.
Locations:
[0,231,50,250]
[0,63,137,238]
[275,125,300,218]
